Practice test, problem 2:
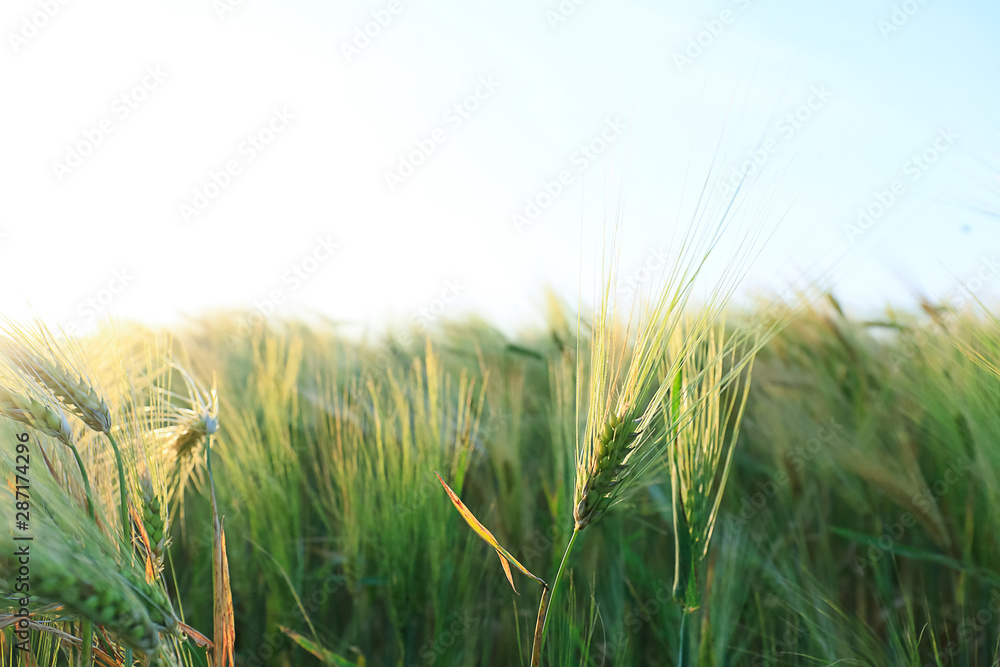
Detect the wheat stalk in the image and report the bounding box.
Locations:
[144,359,232,663]
[531,192,770,663]
[1,323,172,666]
[666,318,755,610]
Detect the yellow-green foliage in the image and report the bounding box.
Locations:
[2,300,998,667]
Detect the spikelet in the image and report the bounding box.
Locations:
[139,473,168,565]
[0,387,74,445]
[119,564,179,635]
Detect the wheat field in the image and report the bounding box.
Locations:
[1,290,998,666]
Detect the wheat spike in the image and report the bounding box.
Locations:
[574,407,642,530]
[1,338,111,434]
[0,386,74,445]
[154,362,219,459]
[168,411,218,459]
[0,384,98,517]
[138,473,168,565]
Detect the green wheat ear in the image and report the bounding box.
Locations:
[0,383,98,518]
[1,337,112,434]
[666,319,757,611]
[0,387,74,444]
[139,473,168,566]
[574,407,642,530]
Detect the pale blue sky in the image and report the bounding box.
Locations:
[1,0,997,334]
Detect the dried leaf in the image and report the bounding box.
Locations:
[498,551,517,594]
[280,626,362,666]
[211,513,235,667]
[208,435,235,667]
[178,620,214,648]
[435,471,545,592]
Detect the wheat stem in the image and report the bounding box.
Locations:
[81,619,93,666]
[104,433,131,556]
[531,527,580,666]
[66,442,95,520]
[530,585,550,666]
[678,609,688,667]
[105,432,134,664]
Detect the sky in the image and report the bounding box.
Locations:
[1,0,998,337]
